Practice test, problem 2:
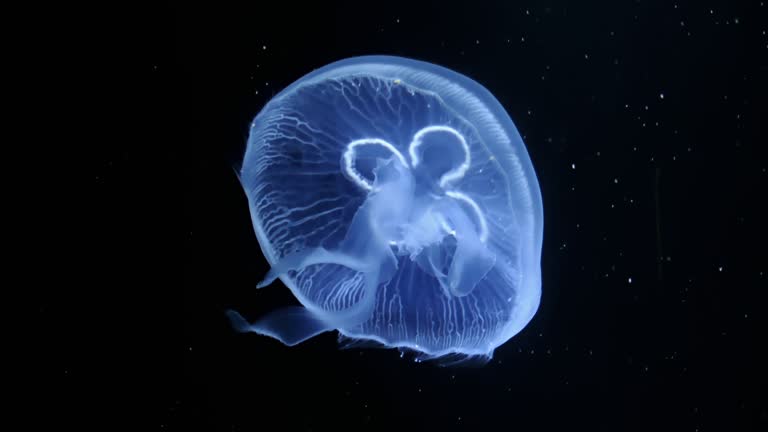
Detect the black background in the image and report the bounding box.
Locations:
[76,0,768,430]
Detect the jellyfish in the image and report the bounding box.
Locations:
[227,55,543,361]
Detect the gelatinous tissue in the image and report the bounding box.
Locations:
[226,56,543,362]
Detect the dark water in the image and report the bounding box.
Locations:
[72,1,768,430]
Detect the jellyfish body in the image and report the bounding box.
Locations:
[228,56,543,360]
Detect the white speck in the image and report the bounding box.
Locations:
[396,18,400,23]
[476,39,480,44]
[628,277,633,283]
[584,53,589,59]
[614,178,618,184]
[734,17,739,24]
[262,45,267,50]
[254,90,259,95]
[718,266,723,272]
[521,36,525,42]
[659,93,665,100]
[571,163,576,169]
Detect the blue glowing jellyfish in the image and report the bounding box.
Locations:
[227,55,543,361]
